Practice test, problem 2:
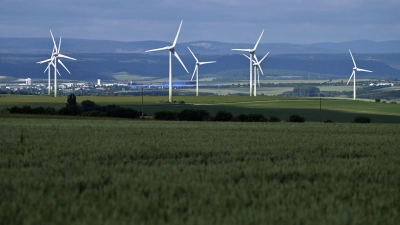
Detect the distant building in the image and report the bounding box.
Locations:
[369,83,394,87]
[26,78,32,85]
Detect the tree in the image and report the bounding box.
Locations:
[288,114,305,123]
[66,93,77,107]
[353,116,371,123]
[61,93,80,116]
[215,110,233,122]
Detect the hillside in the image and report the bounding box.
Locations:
[1,38,400,55]
[1,53,399,81]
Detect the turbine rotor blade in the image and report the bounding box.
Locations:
[58,36,62,53]
[145,46,170,52]
[242,54,256,64]
[37,58,53,64]
[260,52,270,63]
[258,65,264,75]
[232,48,252,52]
[58,59,71,74]
[356,68,372,72]
[191,65,198,81]
[253,54,260,64]
[50,30,57,51]
[58,54,77,61]
[347,71,355,85]
[44,63,51,73]
[199,61,216,65]
[349,49,357,67]
[187,46,199,62]
[173,51,189,73]
[172,20,183,47]
[252,29,264,51]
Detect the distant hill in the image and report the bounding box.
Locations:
[1,38,400,55]
[1,53,399,81]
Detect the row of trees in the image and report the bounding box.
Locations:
[6,93,372,123]
[8,94,142,119]
[154,109,303,123]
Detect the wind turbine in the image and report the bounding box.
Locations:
[243,52,269,96]
[187,46,216,96]
[37,42,57,95]
[37,30,76,97]
[347,49,372,100]
[232,29,264,96]
[145,21,189,102]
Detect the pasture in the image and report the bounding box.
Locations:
[1,118,399,224]
[1,95,399,123]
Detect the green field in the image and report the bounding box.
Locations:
[1,95,399,123]
[1,118,399,224]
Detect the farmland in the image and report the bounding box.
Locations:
[1,118,399,224]
[1,95,400,123]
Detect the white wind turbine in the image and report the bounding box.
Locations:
[38,45,58,95]
[232,29,264,96]
[145,21,189,102]
[37,30,76,97]
[347,49,372,100]
[243,52,269,96]
[187,46,216,96]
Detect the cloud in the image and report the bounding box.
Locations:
[0,0,399,43]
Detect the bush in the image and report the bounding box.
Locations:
[178,109,210,121]
[324,119,334,123]
[106,107,140,119]
[375,99,380,102]
[154,111,178,120]
[269,116,281,122]
[236,114,249,122]
[353,116,371,123]
[288,114,305,123]
[247,113,267,122]
[58,105,80,116]
[82,110,105,117]
[81,100,96,108]
[8,106,21,114]
[43,107,56,115]
[21,106,32,114]
[215,110,233,122]
[31,106,45,115]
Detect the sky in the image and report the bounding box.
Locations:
[0,0,399,44]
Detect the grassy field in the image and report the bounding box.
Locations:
[1,118,399,225]
[1,95,399,123]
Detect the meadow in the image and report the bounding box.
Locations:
[1,95,400,123]
[1,118,399,225]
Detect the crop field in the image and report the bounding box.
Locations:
[179,87,294,96]
[1,95,400,123]
[1,118,399,224]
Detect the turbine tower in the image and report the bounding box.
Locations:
[243,52,269,96]
[37,42,57,95]
[347,49,372,100]
[37,30,76,97]
[145,21,189,102]
[187,46,216,96]
[232,30,264,96]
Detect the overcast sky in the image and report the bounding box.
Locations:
[0,0,399,44]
